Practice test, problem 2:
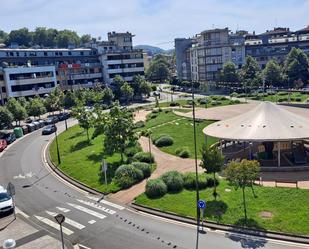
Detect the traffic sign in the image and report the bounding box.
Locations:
[7,182,15,196]
[197,200,206,209]
[101,160,108,172]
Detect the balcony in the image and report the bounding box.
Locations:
[10,77,56,85]
[9,86,53,98]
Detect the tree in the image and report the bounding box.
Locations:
[72,103,93,143]
[102,87,114,105]
[80,34,92,44]
[241,56,261,87]
[63,91,77,109]
[0,106,13,129]
[18,97,28,109]
[221,62,239,83]
[55,30,80,48]
[44,87,64,113]
[27,96,46,118]
[6,28,33,46]
[33,27,49,47]
[121,82,134,104]
[0,30,8,44]
[6,98,27,125]
[224,159,260,221]
[284,48,309,87]
[263,60,283,87]
[200,145,225,199]
[104,103,137,162]
[111,75,126,100]
[140,81,152,98]
[146,55,171,82]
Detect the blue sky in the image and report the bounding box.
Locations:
[0,0,308,49]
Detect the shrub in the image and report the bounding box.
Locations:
[198,98,209,105]
[175,147,190,158]
[295,97,302,102]
[206,177,219,188]
[124,146,141,158]
[114,164,144,189]
[132,162,152,178]
[161,171,184,192]
[164,109,171,113]
[145,179,167,198]
[133,152,154,163]
[186,100,193,105]
[233,99,241,104]
[219,96,227,101]
[147,113,158,120]
[170,102,180,107]
[278,92,287,96]
[154,135,174,147]
[230,92,238,97]
[183,172,207,190]
[134,121,145,129]
[211,96,219,100]
[152,109,160,114]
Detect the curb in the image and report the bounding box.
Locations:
[130,203,309,245]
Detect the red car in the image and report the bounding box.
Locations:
[0,139,7,152]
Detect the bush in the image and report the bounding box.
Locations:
[278,92,287,96]
[186,100,193,105]
[132,162,152,178]
[147,113,158,120]
[230,92,238,97]
[211,96,219,100]
[114,164,144,189]
[133,152,154,163]
[233,99,241,104]
[124,146,141,158]
[295,97,302,102]
[152,109,160,114]
[183,172,207,190]
[175,147,190,158]
[219,96,227,101]
[134,121,145,129]
[198,98,208,105]
[145,179,167,198]
[161,171,184,192]
[170,102,180,107]
[154,135,174,147]
[206,177,219,188]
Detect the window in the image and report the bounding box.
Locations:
[44,52,48,56]
[80,51,84,55]
[68,51,72,55]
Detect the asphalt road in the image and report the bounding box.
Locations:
[0,119,308,249]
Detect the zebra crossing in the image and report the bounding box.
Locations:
[32,196,124,237]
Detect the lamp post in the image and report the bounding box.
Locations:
[192,82,200,249]
[54,214,65,249]
[55,126,61,165]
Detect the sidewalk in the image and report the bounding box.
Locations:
[0,213,69,249]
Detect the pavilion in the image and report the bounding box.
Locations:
[203,102,309,170]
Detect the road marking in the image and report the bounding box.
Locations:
[34,215,74,235]
[67,203,106,219]
[56,207,71,213]
[15,207,29,218]
[13,171,35,179]
[86,196,125,210]
[76,199,116,215]
[75,244,92,249]
[45,211,85,230]
[88,220,96,224]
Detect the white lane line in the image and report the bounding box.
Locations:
[34,215,74,235]
[67,203,106,219]
[15,207,30,218]
[56,207,71,213]
[86,196,125,210]
[88,220,96,224]
[45,211,85,230]
[76,199,116,215]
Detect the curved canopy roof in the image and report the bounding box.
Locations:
[203,102,309,142]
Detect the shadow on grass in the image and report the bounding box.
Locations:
[68,131,84,140]
[70,140,91,152]
[225,218,267,249]
[203,200,228,223]
[87,152,105,163]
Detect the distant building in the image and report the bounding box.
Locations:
[175,26,309,82]
[0,31,146,104]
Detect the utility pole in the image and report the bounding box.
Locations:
[55,127,61,165]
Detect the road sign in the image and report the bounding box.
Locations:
[7,182,15,196]
[197,200,206,209]
[101,159,108,186]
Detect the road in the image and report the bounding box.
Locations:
[0,120,308,249]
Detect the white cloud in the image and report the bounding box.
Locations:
[0,0,308,49]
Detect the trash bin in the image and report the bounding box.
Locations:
[13,127,23,138]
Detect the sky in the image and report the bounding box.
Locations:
[0,0,308,49]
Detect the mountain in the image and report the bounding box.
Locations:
[134,45,166,56]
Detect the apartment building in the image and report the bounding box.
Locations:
[0,31,146,103]
[175,26,309,82]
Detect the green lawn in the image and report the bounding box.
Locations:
[50,125,123,193]
[236,92,309,102]
[142,111,217,158]
[135,179,309,235]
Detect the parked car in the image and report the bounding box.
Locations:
[32,121,40,130]
[25,117,34,124]
[45,116,59,125]
[38,120,46,128]
[57,112,70,121]
[42,125,57,135]
[0,139,7,152]
[26,123,35,133]
[22,125,29,135]
[0,132,16,144]
[0,186,14,215]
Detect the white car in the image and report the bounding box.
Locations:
[0,186,14,215]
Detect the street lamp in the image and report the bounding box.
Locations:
[191,82,201,249]
[55,126,61,165]
[54,214,65,249]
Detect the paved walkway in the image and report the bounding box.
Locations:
[110,136,204,204]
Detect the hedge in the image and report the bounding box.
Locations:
[183,172,207,190]
[175,147,190,158]
[161,171,184,192]
[145,179,167,198]
[154,135,174,147]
